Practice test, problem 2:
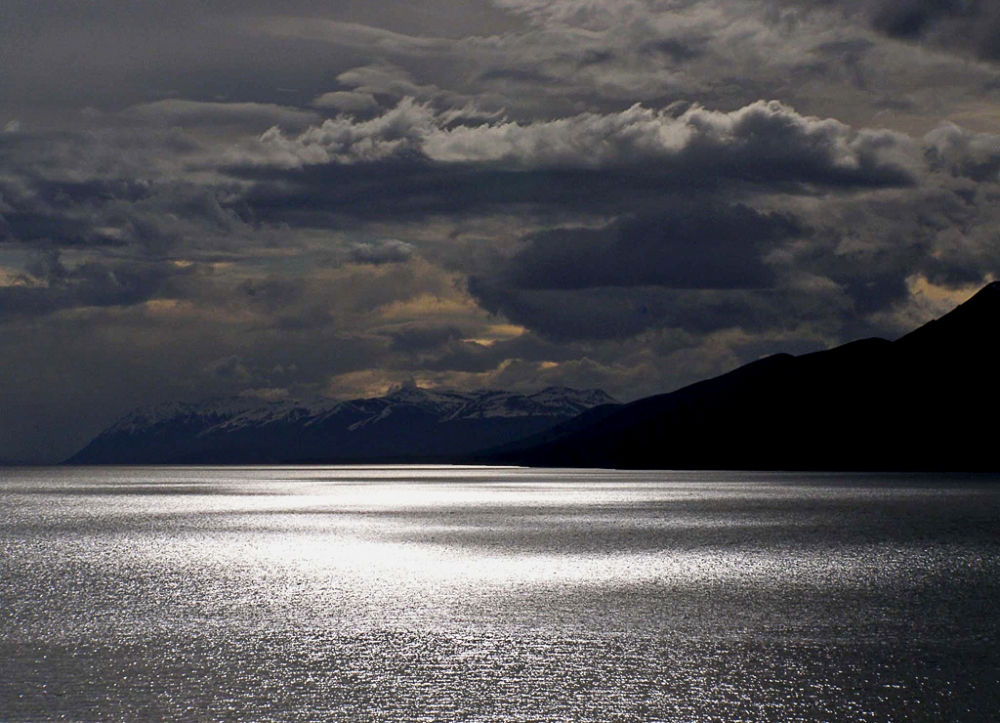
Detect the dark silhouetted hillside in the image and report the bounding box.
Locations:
[491,283,1000,471]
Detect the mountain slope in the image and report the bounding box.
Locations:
[67,387,617,465]
[495,283,1000,471]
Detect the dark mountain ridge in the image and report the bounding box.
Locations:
[489,283,1000,471]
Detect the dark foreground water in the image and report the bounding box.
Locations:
[1,467,998,722]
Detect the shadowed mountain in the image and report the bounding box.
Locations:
[66,386,617,465]
[487,283,1000,471]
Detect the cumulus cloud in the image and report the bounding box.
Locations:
[348,239,416,265]
[249,98,919,189]
[5,101,997,337]
[252,99,436,166]
[924,123,1000,181]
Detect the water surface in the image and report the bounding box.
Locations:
[2,466,998,721]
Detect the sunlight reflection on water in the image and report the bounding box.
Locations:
[1,466,998,721]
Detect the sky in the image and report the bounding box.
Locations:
[3,0,1000,462]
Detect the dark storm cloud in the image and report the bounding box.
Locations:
[5,0,1000,464]
[470,272,918,344]
[237,276,305,314]
[0,174,143,248]
[20,178,153,208]
[1,100,993,331]
[0,125,266,260]
[418,342,503,373]
[924,123,1000,182]
[383,324,593,377]
[781,0,1000,63]
[230,100,918,232]
[466,281,819,343]
[416,333,588,375]
[2,98,985,345]
[870,0,1000,61]
[0,176,252,258]
[238,165,672,227]
[493,203,798,291]
[388,324,464,353]
[909,188,1000,288]
[0,210,126,249]
[457,128,1000,344]
[0,251,188,320]
[468,282,662,341]
[383,329,516,375]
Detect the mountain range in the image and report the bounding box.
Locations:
[68,282,1000,470]
[67,386,617,465]
[488,282,1000,471]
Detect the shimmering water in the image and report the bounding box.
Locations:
[1,466,998,722]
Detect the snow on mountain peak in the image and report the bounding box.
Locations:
[72,385,621,464]
[104,396,336,436]
[101,387,617,437]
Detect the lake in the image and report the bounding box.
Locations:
[1,466,998,721]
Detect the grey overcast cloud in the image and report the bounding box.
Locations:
[3,0,1000,462]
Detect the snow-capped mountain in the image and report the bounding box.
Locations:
[104,396,336,436]
[67,387,618,465]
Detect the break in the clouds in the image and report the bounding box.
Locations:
[2,0,1000,462]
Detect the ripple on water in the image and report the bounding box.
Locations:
[1,467,998,721]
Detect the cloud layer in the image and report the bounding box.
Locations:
[2,0,1000,461]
